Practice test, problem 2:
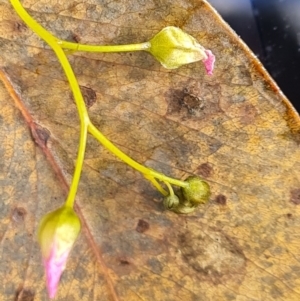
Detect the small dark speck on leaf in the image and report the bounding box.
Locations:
[290,189,300,205]
[70,86,97,108]
[286,213,293,218]
[81,86,97,108]
[35,125,50,146]
[119,258,130,265]
[12,207,27,223]
[215,194,227,205]
[165,88,204,117]
[14,288,35,301]
[136,219,150,233]
[71,33,81,43]
[14,21,27,33]
[197,163,213,178]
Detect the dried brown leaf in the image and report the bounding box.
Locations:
[1,1,300,300]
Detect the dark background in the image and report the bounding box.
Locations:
[208,0,300,113]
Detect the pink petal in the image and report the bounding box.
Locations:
[203,49,215,75]
[44,246,70,299]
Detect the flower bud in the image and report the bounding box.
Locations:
[163,194,198,214]
[148,26,215,73]
[163,194,180,210]
[38,206,81,299]
[181,176,210,205]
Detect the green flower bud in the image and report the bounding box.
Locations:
[181,176,210,205]
[163,194,180,210]
[38,206,81,299]
[148,26,211,70]
[163,194,198,214]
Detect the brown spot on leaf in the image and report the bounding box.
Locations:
[31,124,50,148]
[165,81,222,121]
[166,88,204,117]
[36,124,50,146]
[215,194,227,205]
[11,207,27,223]
[290,189,300,205]
[178,229,246,285]
[15,288,35,301]
[71,86,97,108]
[71,33,81,43]
[14,21,27,33]
[165,88,184,115]
[136,219,149,233]
[286,213,293,218]
[197,163,213,178]
[181,90,204,115]
[113,256,135,276]
[119,258,130,265]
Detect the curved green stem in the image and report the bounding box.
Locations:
[10,0,189,200]
[164,181,174,196]
[144,175,168,196]
[88,122,188,188]
[10,0,89,208]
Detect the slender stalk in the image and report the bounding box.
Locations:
[50,48,89,207]
[164,181,174,196]
[59,40,150,53]
[143,175,168,196]
[88,123,189,188]
[10,0,89,208]
[10,0,189,198]
[64,123,88,208]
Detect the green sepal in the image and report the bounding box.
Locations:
[38,206,81,259]
[181,176,210,205]
[148,26,207,69]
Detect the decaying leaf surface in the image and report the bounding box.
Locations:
[1,0,300,300]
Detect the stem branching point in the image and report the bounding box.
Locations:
[10,0,211,212]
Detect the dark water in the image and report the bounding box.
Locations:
[208,0,300,113]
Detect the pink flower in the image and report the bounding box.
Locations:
[38,206,81,299]
[203,49,215,75]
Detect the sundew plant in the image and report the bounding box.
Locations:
[10,0,215,298]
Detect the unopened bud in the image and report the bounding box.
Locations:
[38,206,81,299]
[181,176,210,205]
[148,26,215,73]
[163,194,180,210]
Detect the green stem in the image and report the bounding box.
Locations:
[164,181,174,196]
[10,0,189,199]
[65,123,88,208]
[59,40,150,53]
[10,0,89,208]
[144,175,168,196]
[88,122,188,188]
